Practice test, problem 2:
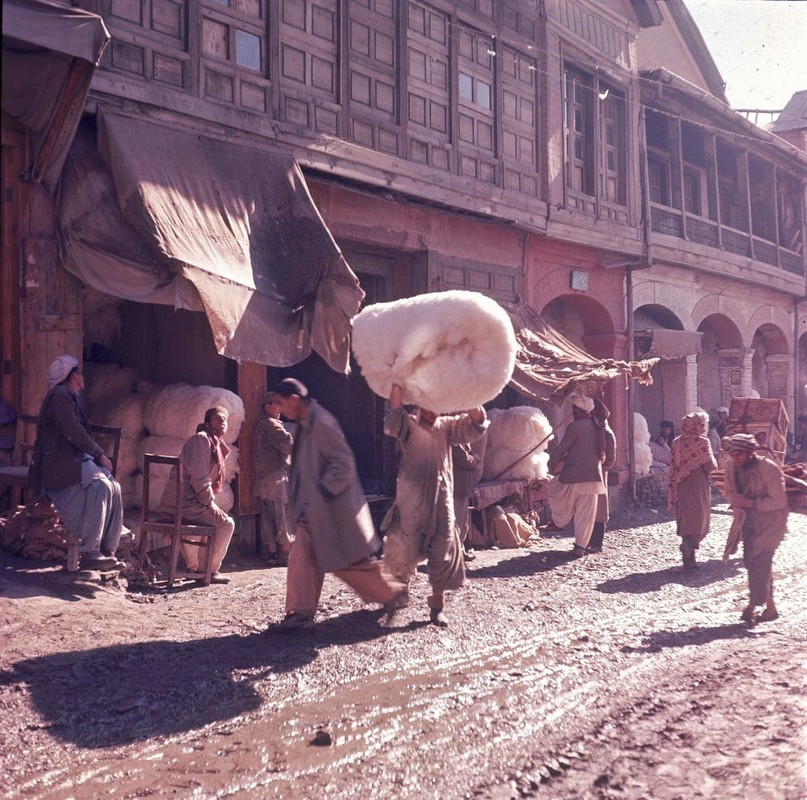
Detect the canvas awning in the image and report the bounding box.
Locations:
[58,110,364,372]
[1,0,109,189]
[634,328,703,359]
[503,302,658,400]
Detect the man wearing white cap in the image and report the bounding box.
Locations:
[29,355,124,571]
[543,393,608,557]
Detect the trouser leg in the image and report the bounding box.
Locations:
[285,525,324,618]
[181,516,234,573]
[589,522,605,550]
[745,549,774,607]
[99,479,124,556]
[333,558,404,606]
[258,499,279,556]
[78,476,122,554]
[572,493,598,549]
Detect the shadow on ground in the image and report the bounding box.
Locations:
[2,608,405,749]
[467,548,581,578]
[596,558,743,594]
[620,622,773,654]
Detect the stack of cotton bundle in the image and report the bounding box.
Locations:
[137,384,244,512]
[144,383,244,445]
[352,290,517,414]
[633,412,652,476]
[482,406,553,482]
[84,364,148,508]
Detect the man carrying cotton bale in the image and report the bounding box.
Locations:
[158,406,235,582]
[271,378,406,631]
[253,391,294,567]
[383,383,489,627]
[29,355,124,571]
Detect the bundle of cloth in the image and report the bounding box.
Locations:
[482,406,553,482]
[135,383,244,512]
[351,290,517,413]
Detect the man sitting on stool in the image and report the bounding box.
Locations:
[29,355,124,571]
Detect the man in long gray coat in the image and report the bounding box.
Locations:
[272,378,405,631]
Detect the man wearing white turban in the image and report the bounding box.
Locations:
[542,393,608,556]
[29,355,124,571]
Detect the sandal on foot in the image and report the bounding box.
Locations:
[570,544,588,558]
[758,608,779,622]
[740,606,758,626]
[429,608,449,628]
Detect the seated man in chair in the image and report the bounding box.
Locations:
[158,406,235,583]
[29,355,124,571]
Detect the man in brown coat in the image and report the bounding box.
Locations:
[29,355,123,571]
[272,378,405,631]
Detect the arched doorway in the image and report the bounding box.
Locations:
[697,313,743,413]
[751,323,790,401]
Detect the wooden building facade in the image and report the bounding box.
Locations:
[3,0,806,528]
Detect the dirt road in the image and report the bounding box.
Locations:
[2,504,805,799]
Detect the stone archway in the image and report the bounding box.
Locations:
[632,304,691,435]
[752,323,790,402]
[540,294,622,439]
[697,313,743,413]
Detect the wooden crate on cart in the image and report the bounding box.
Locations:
[725,398,788,465]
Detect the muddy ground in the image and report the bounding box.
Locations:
[1,504,805,800]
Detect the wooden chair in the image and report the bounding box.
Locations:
[0,414,123,571]
[0,416,122,509]
[0,414,39,507]
[138,453,216,587]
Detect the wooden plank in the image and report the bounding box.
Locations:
[236,360,265,517]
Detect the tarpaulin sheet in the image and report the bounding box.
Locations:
[2,0,109,188]
[634,328,702,358]
[58,111,364,372]
[503,302,658,400]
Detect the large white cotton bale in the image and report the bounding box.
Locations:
[633,412,650,444]
[634,443,652,476]
[215,482,235,513]
[633,412,652,476]
[483,406,554,482]
[143,383,244,444]
[352,290,517,413]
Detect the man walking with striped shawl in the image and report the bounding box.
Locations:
[667,412,718,569]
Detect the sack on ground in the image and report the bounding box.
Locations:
[487,505,534,549]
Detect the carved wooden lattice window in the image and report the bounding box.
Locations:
[202,0,266,73]
[406,1,450,170]
[102,0,189,88]
[564,65,594,196]
[457,26,496,183]
[279,0,340,132]
[347,0,399,153]
[564,63,626,207]
[500,43,538,196]
[599,88,626,205]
